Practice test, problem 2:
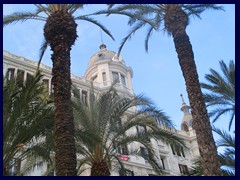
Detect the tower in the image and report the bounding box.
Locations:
[180,94,193,132]
[84,43,134,97]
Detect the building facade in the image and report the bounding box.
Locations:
[3,45,200,176]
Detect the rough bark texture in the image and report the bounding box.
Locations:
[91,160,111,176]
[164,5,222,176]
[44,10,77,176]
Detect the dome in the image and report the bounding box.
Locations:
[87,43,125,68]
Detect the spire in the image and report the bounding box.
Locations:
[180,93,186,105]
[99,29,107,51]
[180,94,193,131]
[100,29,103,44]
[180,94,190,114]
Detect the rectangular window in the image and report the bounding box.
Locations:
[26,73,33,81]
[161,157,165,170]
[140,147,149,160]
[170,144,176,155]
[176,147,181,156]
[120,74,126,86]
[114,141,128,155]
[17,69,24,83]
[102,72,106,81]
[178,164,189,175]
[112,72,119,83]
[82,90,88,105]
[181,147,185,157]
[7,68,15,80]
[125,169,134,176]
[102,72,107,85]
[119,168,134,176]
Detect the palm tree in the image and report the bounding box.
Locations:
[214,126,235,175]
[3,4,114,175]
[71,84,185,176]
[201,60,235,131]
[91,4,224,175]
[189,126,235,176]
[3,72,54,176]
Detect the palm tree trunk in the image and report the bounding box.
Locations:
[44,10,77,176]
[172,28,222,176]
[91,160,111,176]
[164,6,222,176]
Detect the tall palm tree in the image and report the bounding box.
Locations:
[71,85,185,176]
[189,126,235,176]
[201,60,235,131]
[3,4,114,175]
[91,4,224,175]
[3,72,54,176]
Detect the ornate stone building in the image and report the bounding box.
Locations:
[3,45,200,176]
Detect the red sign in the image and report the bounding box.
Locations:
[119,155,129,161]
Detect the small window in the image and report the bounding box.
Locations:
[26,73,33,81]
[17,69,24,83]
[170,144,176,155]
[119,168,134,176]
[176,147,181,156]
[114,141,128,155]
[178,164,189,175]
[102,72,106,81]
[161,157,166,170]
[98,53,104,59]
[140,147,149,160]
[82,90,88,105]
[120,74,126,86]
[112,72,119,83]
[181,147,185,158]
[6,68,15,80]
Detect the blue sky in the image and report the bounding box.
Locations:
[3,4,235,139]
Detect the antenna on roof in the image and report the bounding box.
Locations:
[180,94,186,104]
[99,29,106,50]
[100,29,103,44]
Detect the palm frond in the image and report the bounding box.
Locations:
[3,12,46,27]
[67,4,85,14]
[201,60,235,131]
[72,83,182,175]
[74,16,115,41]
[37,39,49,73]
[3,71,54,174]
